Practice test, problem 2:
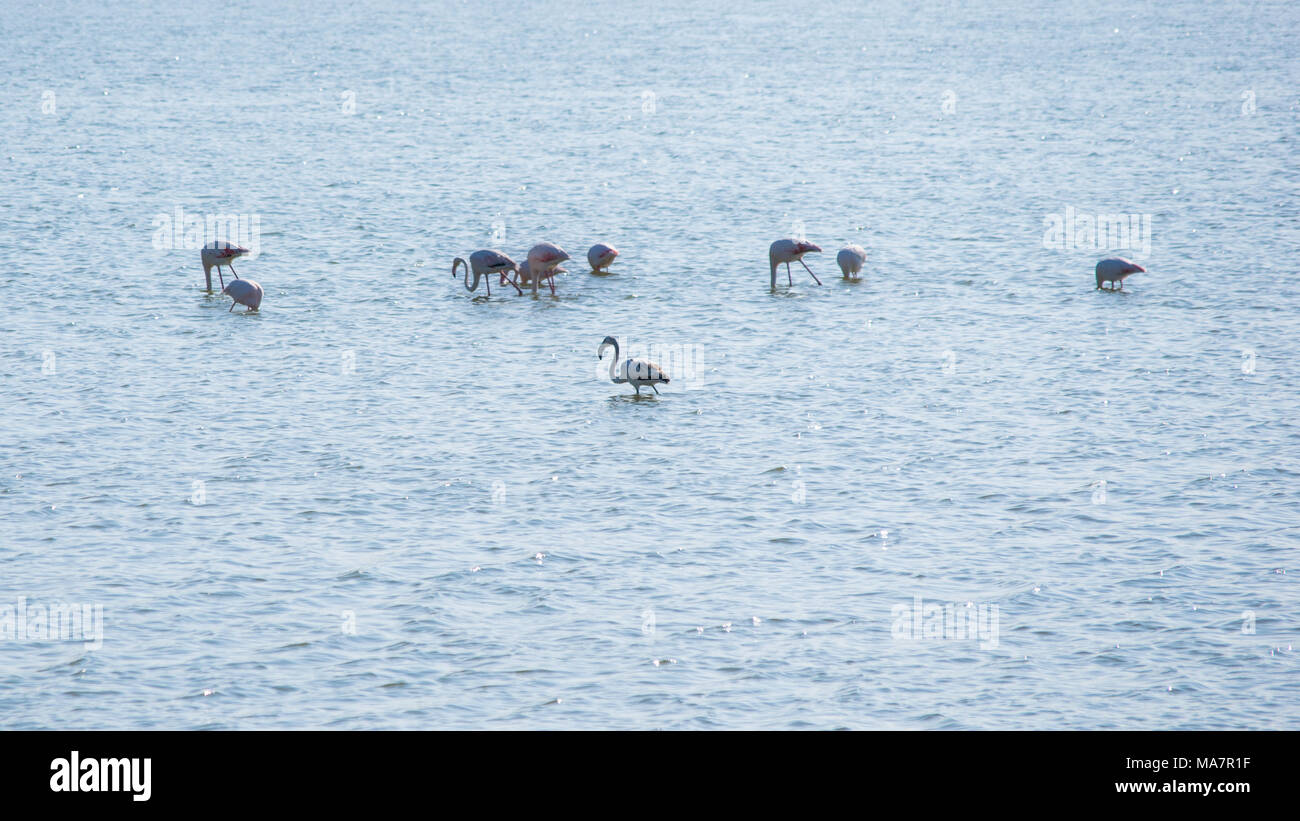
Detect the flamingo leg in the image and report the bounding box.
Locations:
[786,262,793,286]
[548,275,556,295]
[652,384,660,395]
[228,301,235,312]
[506,273,523,296]
[485,275,491,297]
[799,259,823,285]
[229,263,239,279]
[218,267,226,289]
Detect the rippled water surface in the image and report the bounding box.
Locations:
[2,0,1298,729]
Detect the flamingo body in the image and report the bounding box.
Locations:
[525,242,570,294]
[222,278,263,312]
[836,245,867,279]
[587,243,619,273]
[1096,257,1144,290]
[769,238,822,289]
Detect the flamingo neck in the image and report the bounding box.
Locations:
[600,340,620,380]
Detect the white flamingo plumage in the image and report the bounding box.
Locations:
[1096,257,1144,290]
[453,249,522,297]
[597,336,670,395]
[836,245,867,279]
[769,238,822,289]
[200,241,249,291]
[587,243,619,273]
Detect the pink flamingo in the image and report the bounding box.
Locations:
[769,239,822,289]
[517,259,567,294]
[1095,257,1144,290]
[524,242,570,295]
[200,241,249,291]
[223,278,263,312]
[587,243,619,273]
[837,245,867,279]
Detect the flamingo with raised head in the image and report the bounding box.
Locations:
[1096,257,1144,290]
[587,243,619,273]
[769,239,822,289]
[201,241,249,291]
[223,278,263,312]
[597,336,670,395]
[837,245,867,279]
[453,249,522,297]
[524,242,570,295]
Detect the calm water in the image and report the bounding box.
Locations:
[2,0,1297,729]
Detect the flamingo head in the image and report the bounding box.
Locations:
[221,245,249,259]
[598,335,618,359]
[796,241,822,255]
[1126,261,1146,274]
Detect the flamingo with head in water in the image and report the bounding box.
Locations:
[516,259,567,294]
[453,249,522,297]
[223,278,263,312]
[837,245,867,280]
[201,241,249,291]
[587,243,619,273]
[597,336,670,395]
[1095,257,1144,290]
[769,239,822,289]
[524,242,570,295]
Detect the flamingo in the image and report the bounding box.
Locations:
[1096,257,1144,290]
[837,245,867,279]
[587,243,619,273]
[597,336,670,395]
[769,239,822,289]
[516,259,567,294]
[453,249,522,297]
[201,241,249,291]
[223,278,263,312]
[524,242,570,295]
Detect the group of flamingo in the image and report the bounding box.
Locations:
[200,241,263,311]
[452,242,618,297]
[199,234,1144,396]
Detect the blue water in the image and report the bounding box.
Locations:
[2,0,1297,729]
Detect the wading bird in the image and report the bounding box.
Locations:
[1096,257,1145,290]
[517,259,566,294]
[837,245,867,279]
[597,335,670,395]
[524,242,570,295]
[587,243,619,273]
[223,278,263,312]
[453,249,522,297]
[201,241,249,291]
[769,239,822,289]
